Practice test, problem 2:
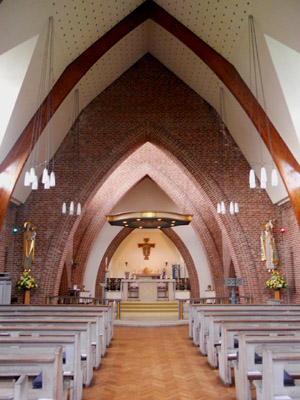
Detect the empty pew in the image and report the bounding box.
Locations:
[0,346,67,400]
[0,324,93,387]
[207,315,300,367]
[0,374,28,400]
[234,335,300,400]
[191,305,300,347]
[218,324,300,386]
[0,316,102,368]
[198,310,300,355]
[0,335,83,400]
[254,350,300,400]
[0,304,113,350]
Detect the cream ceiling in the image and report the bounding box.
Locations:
[1,0,299,205]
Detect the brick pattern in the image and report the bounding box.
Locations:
[0,54,293,304]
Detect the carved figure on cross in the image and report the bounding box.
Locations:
[138,238,155,260]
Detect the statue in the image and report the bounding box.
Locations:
[260,220,279,271]
[23,222,37,271]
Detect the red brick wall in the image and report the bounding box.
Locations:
[0,54,295,304]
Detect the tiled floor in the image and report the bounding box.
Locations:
[82,325,236,400]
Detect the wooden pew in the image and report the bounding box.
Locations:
[191,305,300,347]
[207,316,300,367]
[0,335,83,400]
[0,316,102,368]
[0,324,93,387]
[218,324,300,386]
[254,351,300,400]
[0,304,113,349]
[0,346,67,400]
[0,374,28,400]
[234,335,300,400]
[198,310,300,355]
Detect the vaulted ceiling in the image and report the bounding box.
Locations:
[1,0,300,209]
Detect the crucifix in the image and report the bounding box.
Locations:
[138,238,155,260]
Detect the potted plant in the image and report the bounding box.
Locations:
[265,270,287,300]
[15,269,38,304]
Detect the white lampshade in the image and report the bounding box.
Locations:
[271,168,278,186]
[249,169,256,189]
[229,201,234,215]
[260,180,266,189]
[69,201,74,215]
[29,167,36,183]
[217,203,221,214]
[62,202,66,214]
[42,168,49,184]
[49,171,56,187]
[260,166,267,183]
[234,202,239,213]
[24,171,30,187]
[221,201,226,215]
[76,203,81,216]
[32,175,38,190]
[44,178,50,189]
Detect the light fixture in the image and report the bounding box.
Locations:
[107,211,193,229]
[24,17,56,191]
[62,89,82,216]
[216,88,239,216]
[247,15,278,189]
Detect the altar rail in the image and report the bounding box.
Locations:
[190,296,253,305]
[46,295,109,305]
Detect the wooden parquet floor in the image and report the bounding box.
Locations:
[82,325,236,400]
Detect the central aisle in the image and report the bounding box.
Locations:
[82,326,236,400]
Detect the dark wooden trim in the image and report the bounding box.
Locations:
[1,0,300,230]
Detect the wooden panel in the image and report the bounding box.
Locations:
[1,0,300,231]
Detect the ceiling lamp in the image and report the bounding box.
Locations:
[216,88,239,216]
[106,211,193,229]
[24,17,56,191]
[247,15,278,189]
[62,89,81,216]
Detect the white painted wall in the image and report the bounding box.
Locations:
[108,229,184,278]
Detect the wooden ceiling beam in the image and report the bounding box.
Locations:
[1,0,300,230]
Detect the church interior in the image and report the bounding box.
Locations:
[0,0,300,399]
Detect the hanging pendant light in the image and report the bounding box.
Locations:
[62,202,67,214]
[229,201,234,215]
[23,17,56,192]
[217,203,221,214]
[249,169,256,189]
[234,202,239,214]
[62,90,82,217]
[49,171,56,187]
[221,201,226,215]
[248,16,279,192]
[32,176,38,190]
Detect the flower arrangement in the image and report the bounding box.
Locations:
[15,270,38,290]
[265,270,287,291]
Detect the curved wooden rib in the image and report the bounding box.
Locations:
[1,0,300,230]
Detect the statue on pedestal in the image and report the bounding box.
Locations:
[23,222,37,271]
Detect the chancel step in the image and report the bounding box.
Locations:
[121,301,178,313]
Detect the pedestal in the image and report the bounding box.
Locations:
[23,290,30,305]
[274,290,281,300]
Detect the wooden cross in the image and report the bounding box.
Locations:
[138,238,155,260]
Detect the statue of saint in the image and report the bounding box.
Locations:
[23,222,37,271]
[260,220,279,271]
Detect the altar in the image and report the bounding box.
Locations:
[121,279,176,301]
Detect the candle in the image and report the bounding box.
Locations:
[105,257,108,267]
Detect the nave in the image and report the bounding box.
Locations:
[82,326,235,400]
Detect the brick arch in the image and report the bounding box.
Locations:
[41,131,258,302]
[25,57,279,304]
[94,227,200,298]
